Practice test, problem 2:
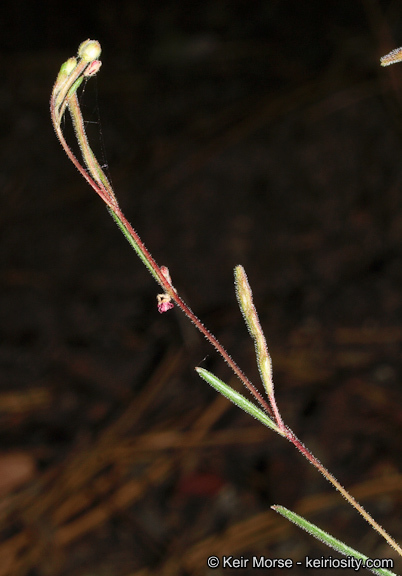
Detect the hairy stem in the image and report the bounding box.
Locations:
[51,40,402,559]
[285,428,402,557]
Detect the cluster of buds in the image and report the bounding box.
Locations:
[50,39,119,211]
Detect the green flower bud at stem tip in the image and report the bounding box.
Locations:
[60,57,77,76]
[54,57,77,88]
[78,39,101,62]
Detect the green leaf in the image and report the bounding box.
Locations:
[272,506,398,576]
[195,367,281,434]
[108,208,161,285]
[66,76,84,100]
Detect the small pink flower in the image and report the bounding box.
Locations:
[157,293,174,313]
[158,300,174,313]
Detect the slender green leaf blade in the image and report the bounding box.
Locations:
[272,506,398,576]
[108,208,161,285]
[67,76,84,100]
[195,367,281,434]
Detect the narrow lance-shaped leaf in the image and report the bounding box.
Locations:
[272,506,398,576]
[108,209,162,285]
[195,367,284,435]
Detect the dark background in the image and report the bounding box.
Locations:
[0,1,401,574]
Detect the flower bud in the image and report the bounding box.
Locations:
[78,39,102,62]
[84,60,102,77]
[54,57,77,88]
[61,57,78,76]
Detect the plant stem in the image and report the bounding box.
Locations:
[285,427,402,557]
[51,41,402,559]
[50,44,274,419]
[110,207,274,417]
